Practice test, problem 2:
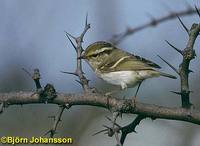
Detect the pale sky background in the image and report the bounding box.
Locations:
[0,0,200,146]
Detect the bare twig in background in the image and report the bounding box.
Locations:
[44,105,65,137]
[110,7,200,44]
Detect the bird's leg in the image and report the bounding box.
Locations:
[133,81,142,107]
[112,111,120,131]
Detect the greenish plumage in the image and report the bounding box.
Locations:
[81,41,176,90]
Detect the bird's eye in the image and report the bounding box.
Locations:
[103,50,112,55]
[92,54,98,57]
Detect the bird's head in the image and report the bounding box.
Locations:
[79,41,114,70]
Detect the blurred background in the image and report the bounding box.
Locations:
[0,0,200,146]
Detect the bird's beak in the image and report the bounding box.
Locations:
[78,52,86,59]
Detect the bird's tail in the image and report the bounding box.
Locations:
[159,72,177,79]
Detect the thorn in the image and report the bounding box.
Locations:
[75,80,83,85]
[85,12,88,26]
[92,129,108,136]
[64,31,76,40]
[157,55,179,74]
[102,125,110,129]
[22,68,32,77]
[146,13,157,26]
[188,69,194,73]
[105,116,112,122]
[65,31,77,52]
[43,130,52,136]
[165,40,183,55]
[0,102,4,113]
[195,6,200,18]
[170,91,182,95]
[85,13,90,29]
[105,116,121,128]
[176,15,189,34]
[60,71,78,76]
[48,116,56,120]
[186,90,193,93]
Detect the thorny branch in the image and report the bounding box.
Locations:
[120,115,146,145]
[1,92,200,124]
[62,14,91,93]
[160,18,200,108]
[110,7,200,44]
[44,15,91,137]
[94,115,146,146]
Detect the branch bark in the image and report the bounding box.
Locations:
[1,92,200,125]
[179,23,199,108]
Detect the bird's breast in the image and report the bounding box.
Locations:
[96,71,142,87]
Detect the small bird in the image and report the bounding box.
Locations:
[79,41,176,101]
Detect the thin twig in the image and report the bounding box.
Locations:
[44,105,66,137]
[110,7,199,44]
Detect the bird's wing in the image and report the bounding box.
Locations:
[99,47,161,73]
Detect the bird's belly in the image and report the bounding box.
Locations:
[98,71,143,87]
